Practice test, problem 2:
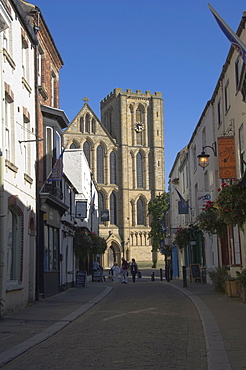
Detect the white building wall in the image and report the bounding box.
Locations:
[0,1,37,312]
[63,149,99,234]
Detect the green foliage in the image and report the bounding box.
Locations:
[197,200,226,236]
[207,266,227,292]
[148,192,170,251]
[216,181,246,230]
[174,227,191,250]
[90,232,107,255]
[74,229,107,261]
[236,269,246,287]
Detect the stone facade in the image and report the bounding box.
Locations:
[63,88,165,267]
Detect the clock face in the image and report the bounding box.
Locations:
[135,122,144,132]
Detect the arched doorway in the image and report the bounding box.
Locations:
[108,241,121,267]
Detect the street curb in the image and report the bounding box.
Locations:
[0,286,112,368]
[168,283,232,370]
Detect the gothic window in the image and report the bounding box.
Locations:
[7,207,23,284]
[110,151,117,184]
[136,105,143,123]
[97,145,104,183]
[83,141,90,166]
[110,192,117,225]
[98,192,104,224]
[136,152,143,188]
[85,113,90,133]
[136,131,143,145]
[137,198,145,225]
[92,118,96,134]
[80,117,84,132]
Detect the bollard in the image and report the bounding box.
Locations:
[160,268,163,281]
[151,272,155,281]
[182,265,187,288]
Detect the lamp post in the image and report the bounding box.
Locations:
[197,143,217,169]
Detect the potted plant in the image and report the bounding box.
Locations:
[207,266,227,292]
[174,227,191,251]
[197,200,226,236]
[236,269,246,303]
[215,181,246,230]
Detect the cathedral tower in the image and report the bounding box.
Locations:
[63,88,165,267]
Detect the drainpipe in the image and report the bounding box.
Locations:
[33,13,40,301]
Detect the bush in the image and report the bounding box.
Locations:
[207,266,227,292]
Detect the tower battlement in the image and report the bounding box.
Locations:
[100,88,162,106]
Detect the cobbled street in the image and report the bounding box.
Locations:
[1,279,207,370]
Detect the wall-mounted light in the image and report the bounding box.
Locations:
[197,143,217,169]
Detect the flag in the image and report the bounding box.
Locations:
[208,3,246,64]
[173,186,190,214]
[48,147,66,182]
[90,192,96,214]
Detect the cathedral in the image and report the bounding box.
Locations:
[62,88,165,267]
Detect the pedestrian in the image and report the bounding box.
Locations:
[121,257,129,284]
[92,259,99,282]
[111,262,120,283]
[130,258,138,283]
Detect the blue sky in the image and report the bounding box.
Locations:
[32,0,245,188]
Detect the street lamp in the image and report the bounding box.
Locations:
[197,143,217,169]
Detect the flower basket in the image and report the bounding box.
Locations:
[216,181,246,230]
[174,227,191,250]
[197,200,226,236]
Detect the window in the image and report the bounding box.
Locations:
[37,45,44,86]
[46,127,53,177]
[137,198,144,225]
[228,226,242,266]
[7,207,23,286]
[192,146,197,171]
[98,192,104,224]
[85,114,90,133]
[110,151,117,184]
[97,145,104,183]
[51,71,56,107]
[225,80,230,112]
[80,117,84,132]
[21,29,29,82]
[136,152,143,188]
[235,57,243,90]
[5,97,10,160]
[239,124,245,176]
[56,132,61,159]
[110,192,117,225]
[83,141,90,166]
[92,118,96,134]
[136,130,143,145]
[136,105,143,123]
[44,225,59,271]
[217,99,222,127]
[3,30,8,51]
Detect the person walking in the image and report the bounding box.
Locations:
[121,257,129,284]
[92,259,99,282]
[130,258,138,283]
[111,262,120,283]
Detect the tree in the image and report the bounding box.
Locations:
[148,192,170,252]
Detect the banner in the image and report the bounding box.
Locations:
[218,136,236,179]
